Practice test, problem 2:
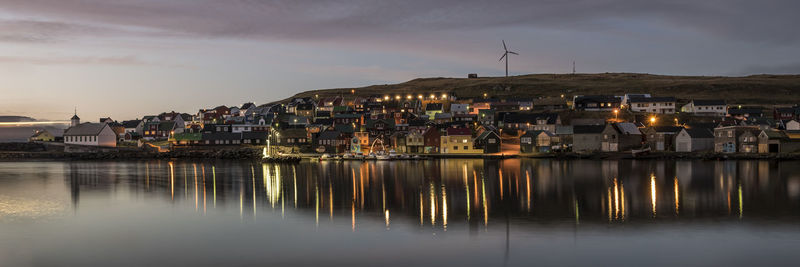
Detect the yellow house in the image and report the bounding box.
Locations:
[440,128,482,154]
[29,130,55,142]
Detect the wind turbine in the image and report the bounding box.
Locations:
[499,40,518,77]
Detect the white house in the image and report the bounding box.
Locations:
[621,94,651,108]
[628,96,676,114]
[450,103,469,115]
[785,120,800,131]
[675,128,714,152]
[681,99,727,117]
[64,122,117,147]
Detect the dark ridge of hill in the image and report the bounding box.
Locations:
[0,116,36,122]
[268,73,800,106]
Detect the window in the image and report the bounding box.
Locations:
[464,146,469,150]
[453,146,458,150]
[488,139,496,144]
[728,132,733,138]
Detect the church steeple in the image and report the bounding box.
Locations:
[70,107,80,127]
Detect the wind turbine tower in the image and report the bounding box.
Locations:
[499,40,518,77]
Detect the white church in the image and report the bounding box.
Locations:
[63,113,117,147]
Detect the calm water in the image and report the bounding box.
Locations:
[1,159,800,266]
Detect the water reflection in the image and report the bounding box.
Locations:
[50,159,800,227]
[4,159,800,266]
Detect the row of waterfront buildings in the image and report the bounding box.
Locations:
[37,92,800,154]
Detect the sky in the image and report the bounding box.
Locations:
[1,0,799,121]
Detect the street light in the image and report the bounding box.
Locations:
[650,116,656,126]
[613,109,619,120]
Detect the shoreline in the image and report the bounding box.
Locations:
[2,150,800,161]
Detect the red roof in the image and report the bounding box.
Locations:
[446,127,471,136]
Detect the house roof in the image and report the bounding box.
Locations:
[693,99,726,106]
[242,131,268,139]
[64,123,108,136]
[425,103,443,110]
[573,125,606,134]
[318,130,341,140]
[556,125,573,135]
[71,114,80,120]
[334,124,357,133]
[446,127,471,136]
[202,132,241,141]
[684,128,714,138]
[615,123,642,135]
[476,130,499,140]
[158,121,176,131]
[570,118,606,126]
[241,102,256,110]
[122,120,141,128]
[334,113,361,119]
[521,130,543,137]
[503,112,559,124]
[278,128,308,138]
[728,108,763,115]
[760,130,787,140]
[650,126,683,134]
[434,113,452,119]
[574,95,621,103]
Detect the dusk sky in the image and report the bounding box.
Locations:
[1,0,799,121]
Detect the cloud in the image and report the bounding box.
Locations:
[0,0,798,44]
[0,55,146,65]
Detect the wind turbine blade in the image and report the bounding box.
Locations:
[508,51,519,55]
[502,40,507,51]
[499,53,506,61]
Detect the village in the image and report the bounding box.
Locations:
[30,91,800,159]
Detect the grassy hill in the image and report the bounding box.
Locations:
[279,73,800,106]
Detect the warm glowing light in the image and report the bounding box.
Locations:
[650,116,656,124]
[674,177,680,215]
[738,184,743,219]
[430,94,436,99]
[418,94,423,99]
[430,182,436,226]
[406,95,412,99]
[385,209,390,229]
[384,96,389,100]
[395,95,401,100]
[463,164,470,221]
[441,93,447,99]
[442,185,447,231]
[650,174,657,217]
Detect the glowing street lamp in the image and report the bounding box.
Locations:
[613,109,619,119]
[650,116,656,126]
[418,94,423,99]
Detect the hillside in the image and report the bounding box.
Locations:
[279,73,800,105]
